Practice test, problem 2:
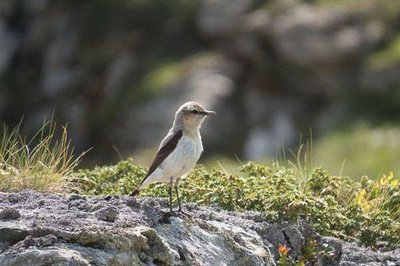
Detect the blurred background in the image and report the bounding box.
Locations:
[1,0,400,178]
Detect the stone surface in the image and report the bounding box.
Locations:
[0,208,21,221]
[0,191,399,265]
[269,5,385,67]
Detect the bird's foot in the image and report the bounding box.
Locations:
[125,196,138,207]
[103,195,119,201]
[177,207,191,217]
[162,210,175,217]
[160,208,190,219]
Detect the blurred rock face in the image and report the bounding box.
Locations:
[0,0,399,164]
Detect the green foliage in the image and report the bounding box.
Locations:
[75,159,400,247]
[277,238,335,266]
[72,159,147,195]
[137,61,184,96]
[367,36,400,70]
[313,124,400,178]
[0,120,84,193]
[277,244,292,266]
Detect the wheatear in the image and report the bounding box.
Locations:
[131,101,215,212]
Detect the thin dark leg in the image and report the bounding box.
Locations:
[168,177,173,213]
[175,185,182,212]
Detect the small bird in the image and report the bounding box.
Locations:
[131,101,215,213]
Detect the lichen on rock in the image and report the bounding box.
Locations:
[0,191,399,265]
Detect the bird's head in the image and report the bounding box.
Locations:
[174,101,215,131]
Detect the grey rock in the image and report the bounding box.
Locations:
[94,206,119,222]
[0,248,90,266]
[40,14,79,97]
[270,5,385,67]
[0,191,399,265]
[0,209,21,221]
[22,0,49,15]
[361,63,400,93]
[319,237,343,265]
[23,234,58,248]
[341,242,400,265]
[68,194,87,201]
[0,1,17,18]
[284,226,305,256]
[198,0,260,37]
[0,21,19,75]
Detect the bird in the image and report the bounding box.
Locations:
[131,101,215,213]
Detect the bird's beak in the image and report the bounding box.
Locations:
[205,110,216,115]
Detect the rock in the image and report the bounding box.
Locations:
[361,63,400,93]
[68,194,86,201]
[197,0,260,37]
[0,21,19,75]
[39,14,79,97]
[283,226,305,256]
[340,242,400,265]
[0,1,17,18]
[269,4,385,67]
[23,234,58,248]
[0,248,90,266]
[0,209,21,221]
[1,191,398,265]
[0,222,30,253]
[319,237,343,265]
[94,206,119,222]
[125,196,139,208]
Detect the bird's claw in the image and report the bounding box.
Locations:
[161,208,190,218]
[177,207,191,217]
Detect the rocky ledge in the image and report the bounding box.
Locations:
[0,191,399,265]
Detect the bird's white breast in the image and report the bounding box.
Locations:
[159,133,202,179]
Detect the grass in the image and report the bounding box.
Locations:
[313,124,400,178]
[0,120,85,193]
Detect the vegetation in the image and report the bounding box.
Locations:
[313,124,400,178]
[1,121,399,250]
[73,158,400,248]
[277,239,335,266]
[0,121,84,193]
[367,35,400,70]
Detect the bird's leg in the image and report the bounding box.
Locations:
[168,177,173,213]
[175,183,190,217]
[174,184,182,212]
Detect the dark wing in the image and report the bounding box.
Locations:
[146,129,183,178]
[131,130,183,196]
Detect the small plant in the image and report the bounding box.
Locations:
[277,244,293,266]
[0,120,85,193]
[302,239,318,263]
[277,238,335,266]
[72,159,146,195]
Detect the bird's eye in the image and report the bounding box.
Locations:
[192,110,199,114]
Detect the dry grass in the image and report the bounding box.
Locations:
[0,120,86,193]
